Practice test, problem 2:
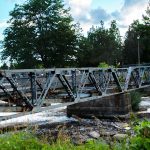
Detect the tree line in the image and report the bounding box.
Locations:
[1,0,150,69]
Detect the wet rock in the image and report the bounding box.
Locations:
[113,134,128,141]
[136,111,150,118]
[139,107,147,111]
[115,122,131,130]
[139,98,150,110]
[88,131,100,139]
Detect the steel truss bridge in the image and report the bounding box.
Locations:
[0,66,150,119]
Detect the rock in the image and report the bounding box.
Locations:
[139,107,147,111]
[72,135,88,145]
[114,122,131,130]
[88,131,100,139]
[113,134,128,141]
[136,111,150,118]
[100,131,116,136]
[139,98,150,111]
[124,127,131,130]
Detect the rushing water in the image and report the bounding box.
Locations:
[0,96,150,128]
[140,97,150,112]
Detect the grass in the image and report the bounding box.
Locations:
[0,120,149,150]
[0,131,111,150]
[0,132,51,150]
[0,130,145,150]
[0,129,125,150]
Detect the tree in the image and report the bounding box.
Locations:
[123,20,141,65]
[123,3,150,65]
[77,21,122,67]
[2,0,79,68]
[0,63,9,69]
[108,20,122,66]
[140,3,150,63]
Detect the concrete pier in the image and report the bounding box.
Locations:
[67,93,132,118]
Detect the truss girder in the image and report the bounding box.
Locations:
[0,66,150,110]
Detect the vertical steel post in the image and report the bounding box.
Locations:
[29,72,37,105]
[71,70,77,98]
[137,36,140,66]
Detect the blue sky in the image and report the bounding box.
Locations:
[0,0,149,41]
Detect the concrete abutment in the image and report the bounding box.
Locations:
[67,93,132,118]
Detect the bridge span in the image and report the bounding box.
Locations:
[0,66,150,120]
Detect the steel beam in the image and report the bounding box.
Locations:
[0,66,150,113]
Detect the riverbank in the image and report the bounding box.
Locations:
[0,95,149,145]
[0,119,149,150]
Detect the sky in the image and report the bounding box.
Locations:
[0,0,149,41]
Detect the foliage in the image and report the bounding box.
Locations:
[77,20,123,67]
[98,62,109,68]
[129,120,150,150]
[0,132,110,150]
[50,139,110,150]
[2,0,80,68]
[0,63,9,69]
[134,120,150,138]
[130,91,141,111]
[0,132,51,149]
[129,136,150,150]
[0,120,150,150]
[123,3,150,65]
[1,0,149,68]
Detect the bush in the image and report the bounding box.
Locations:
[50,139,110,150]
[130,91,141,111]
[129,120,150,150]
[0,132,111,150]
[98,62,109,68]
[0,121,150,150]
[0,132,51,150]
[134,120,150,138]
[0,132,110,150]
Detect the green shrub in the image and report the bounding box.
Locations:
[130,136,150,150]
[130,91,141,111]
[0,132,51,150]
[82,139,110,150]
[98,62,109,68]
[129,120,150,150]
[1,121,150,150]
[134,120,150,138]
[50,139,110,150]
[0,132,110,150]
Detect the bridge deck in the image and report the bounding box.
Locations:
[0,66,149,120]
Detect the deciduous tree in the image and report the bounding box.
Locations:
[77,21,122,67]
[123,3,150,65]
[2,0,79,68]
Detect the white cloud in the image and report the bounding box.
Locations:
[66,0,92,23]
[65,0,94,35]
[66,0,112,35]
[80,22,93,36]
[121,0,147,25]
[67,0,92,17]
[1,0,149,39]
[0,20,9,40]
[90,7,111,23]
[6,0,25,4]
[0,20,8,28]
[0,34,4,41]
[67,0,148,37]
[113,0,148,36]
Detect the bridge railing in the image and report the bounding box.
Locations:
[0,66,150,111]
